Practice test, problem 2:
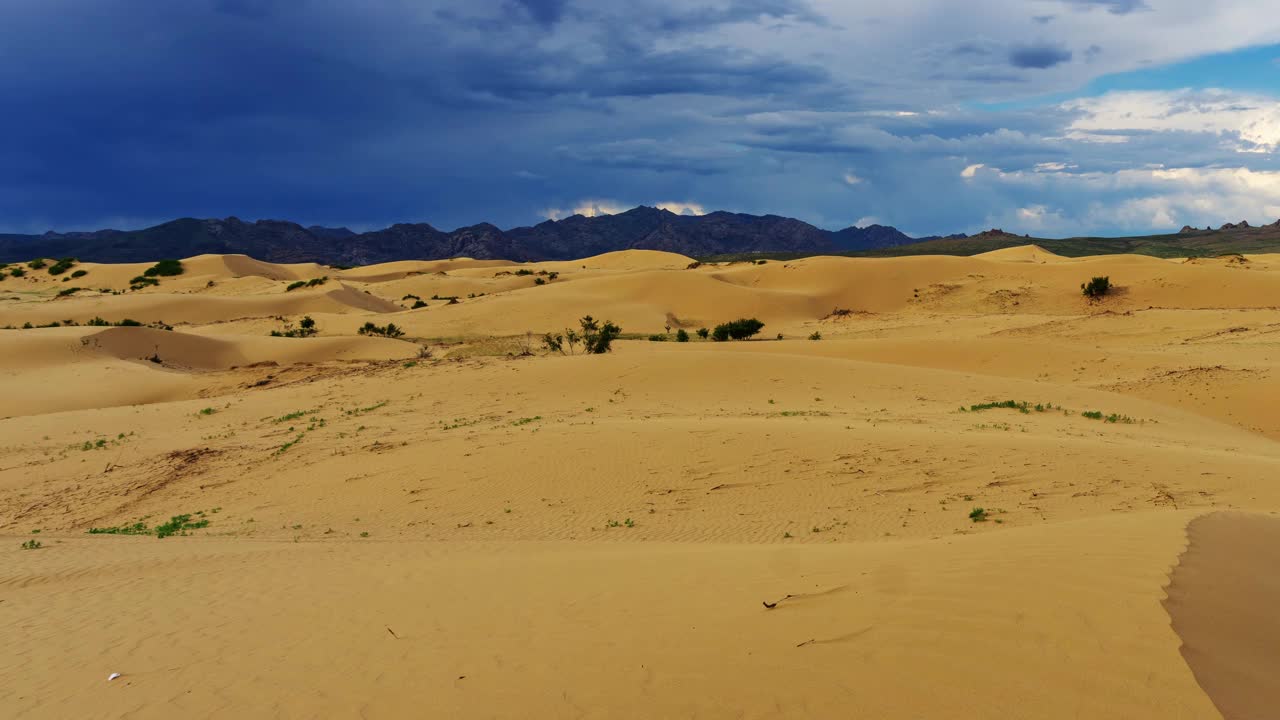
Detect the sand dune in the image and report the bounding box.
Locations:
[3,249,1279,718]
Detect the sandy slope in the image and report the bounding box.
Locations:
[3,248,1279,718]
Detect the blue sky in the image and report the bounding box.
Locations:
[2,0,1279,237]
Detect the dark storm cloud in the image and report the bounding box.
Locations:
[1009,44,1074,69]
[0,0,1275,238]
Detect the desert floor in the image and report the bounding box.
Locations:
[2,247,1278,718]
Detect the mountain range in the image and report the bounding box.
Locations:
[0,207,919,265]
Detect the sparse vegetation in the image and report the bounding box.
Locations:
[1081,276,1111,298]
[48,257,77,275]
[676,328,690,342]
[271,316,318,338]
[357,321,405,338]
[21,539,43,550]
[27,258,47,269]
[711,318,764,341]
[808,331,822,340]
[648,333,667,341]
[71,269,88,278]
[543,315,621,355]
[969,507,988,522]
[144,259,185,277]
[286,277,328,291]
[696,327,709,339]
[57,286,81,297]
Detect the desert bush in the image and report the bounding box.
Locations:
[515,269,534,276]
[712,318,764,341]
[11,267,26,277]
[271,315,318,338]
[57,287,81,297]
[130,275,159,289]
[357,321,405,338]
[412,299,427,309]
[648,333,667,341]
[545,316,620,354]
[27,258,47,269]
[534,277,546,285]
[696,327,709,339]
[48,257,77,275]
[71,269,88,278]
[676,329,690,342]
[808,331,822,340]
[286,277,328,292]
[144,259,184,277]
[1081,276,1111,298]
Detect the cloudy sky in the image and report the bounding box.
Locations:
[3,0,1280,237]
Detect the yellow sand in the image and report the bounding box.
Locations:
[3,247,1279,718]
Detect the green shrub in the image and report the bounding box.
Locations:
[143,259,184,277]
[676,329,690,342]
[357,322,405,338]
[712,318,764,341]
[21,539,42,550]
[57,287,81,297]
[808,331,822,340]
[48,257,77,275]
[648,333,668,341]
[1081,276,1111,298]
[580,315,621,354]
[969,507,988,522]
[130,275,159,289]
[412,299,427,309]
[696,327,709,339]
[27,258,47,269]
[286,277,327,292]
[71,269,88,278]
[271,315,319,338]
[10,267,26,277]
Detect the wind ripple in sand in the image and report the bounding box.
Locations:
[1164,512,1280,720]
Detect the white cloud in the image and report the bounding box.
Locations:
[854,216,881,227]
[541,200,629,220]
[655,201,706,216]
[842,171,864,185]
[961,163,985,178]
[1064,89,1280,152]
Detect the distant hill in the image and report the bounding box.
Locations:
[0,207,917,265]
[703,223,1280,262]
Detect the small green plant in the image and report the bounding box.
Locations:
[624,518,635,528]
[360,531,370,538]
[71,269,88,278]
[129,275,160,289]
[606,519,622,528]
[512,416,541,426]
[648,333,668,341]
[534,277,546,285]
[57,287,81,297]
[21,539,42,550]
[198,407,217,416]
[969,507,988,522]
[696,327,709,339]
[675,328,690,342]
[27,258,47,269]
[88,521,150,536]
[1081,276,1111,298]
[808,331,822,340]
[11,267,26,277]
[154,514,209,538]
